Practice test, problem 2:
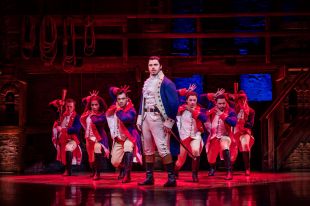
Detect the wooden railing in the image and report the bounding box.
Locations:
[260,69,310,170]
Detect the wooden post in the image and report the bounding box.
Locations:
[265,16,271,64]
[196,18,202,64]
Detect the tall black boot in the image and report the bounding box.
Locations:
[192,157,200,182]
[89,162,96,178]
[223,149,233,180]
[174,164,180,179]
[118,157,125,180]
[164,163,177,187]
[172,156,179,179]
[122,152,133,183]
[63,151,73,176]
[138,163,154,185]
[208,163,216,176]
[93,153,101,181]
[118,166,125,180]
[242,151,251,176]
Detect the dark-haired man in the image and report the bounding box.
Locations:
[205,95,237,180]
[52,98,82,176]
[106,86,143,183]
[137,56,179,187]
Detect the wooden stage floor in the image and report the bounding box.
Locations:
[1,171,310,205]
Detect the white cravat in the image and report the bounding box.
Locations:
[143,75,160,109]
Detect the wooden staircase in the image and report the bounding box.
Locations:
[261,69,310,171]
[276,110,310,169]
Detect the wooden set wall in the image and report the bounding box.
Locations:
[283,140,310,170]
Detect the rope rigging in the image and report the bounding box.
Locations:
[40,16,57,66]
[63,17,76,73]
[21,16,36,60]
[84,16,96,56]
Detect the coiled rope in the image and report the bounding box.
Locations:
[21,16,36,60]
[63,17,76,73]
[40,16,57,65]
[84,16,96,56]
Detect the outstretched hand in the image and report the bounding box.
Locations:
[49,99,64,107]
[119,85,131,93]
[214,88,225,97]
[188,84,197,92]
[89,90,99,97]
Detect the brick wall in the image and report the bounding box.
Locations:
[283,140,310,170]
[0,128,23,172]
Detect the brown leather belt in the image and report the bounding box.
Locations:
[114,137,125,144]
[144,108,159,112]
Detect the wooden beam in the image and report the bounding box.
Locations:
[72,31,310,40]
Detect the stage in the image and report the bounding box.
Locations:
[1,171,310,205]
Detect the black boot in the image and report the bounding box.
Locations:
[192,157,200,182]
[63,151,73,176]
[164,163,177,187]
[208,163,216,176]
[122,152,133,183]
[138,163,154,185]
[242,151,251,176]
[223,149,233,180]
[93,153,101,181]
[118,166,125,180]
[172,156,179,179]
[89,162,96,178]
[174,165,180,179]
[118,157,125,180]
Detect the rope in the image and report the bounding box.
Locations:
[40,16,57,65]
[63,17,76,73]
[21,16,36,60]
[84,16,96,56]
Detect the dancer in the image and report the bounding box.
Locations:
[234,90,255,176]
[205,94,237,180]
[106,85,143,183]
[175,91,207,182]
[51,98,82,176]
[80,91,110,180]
